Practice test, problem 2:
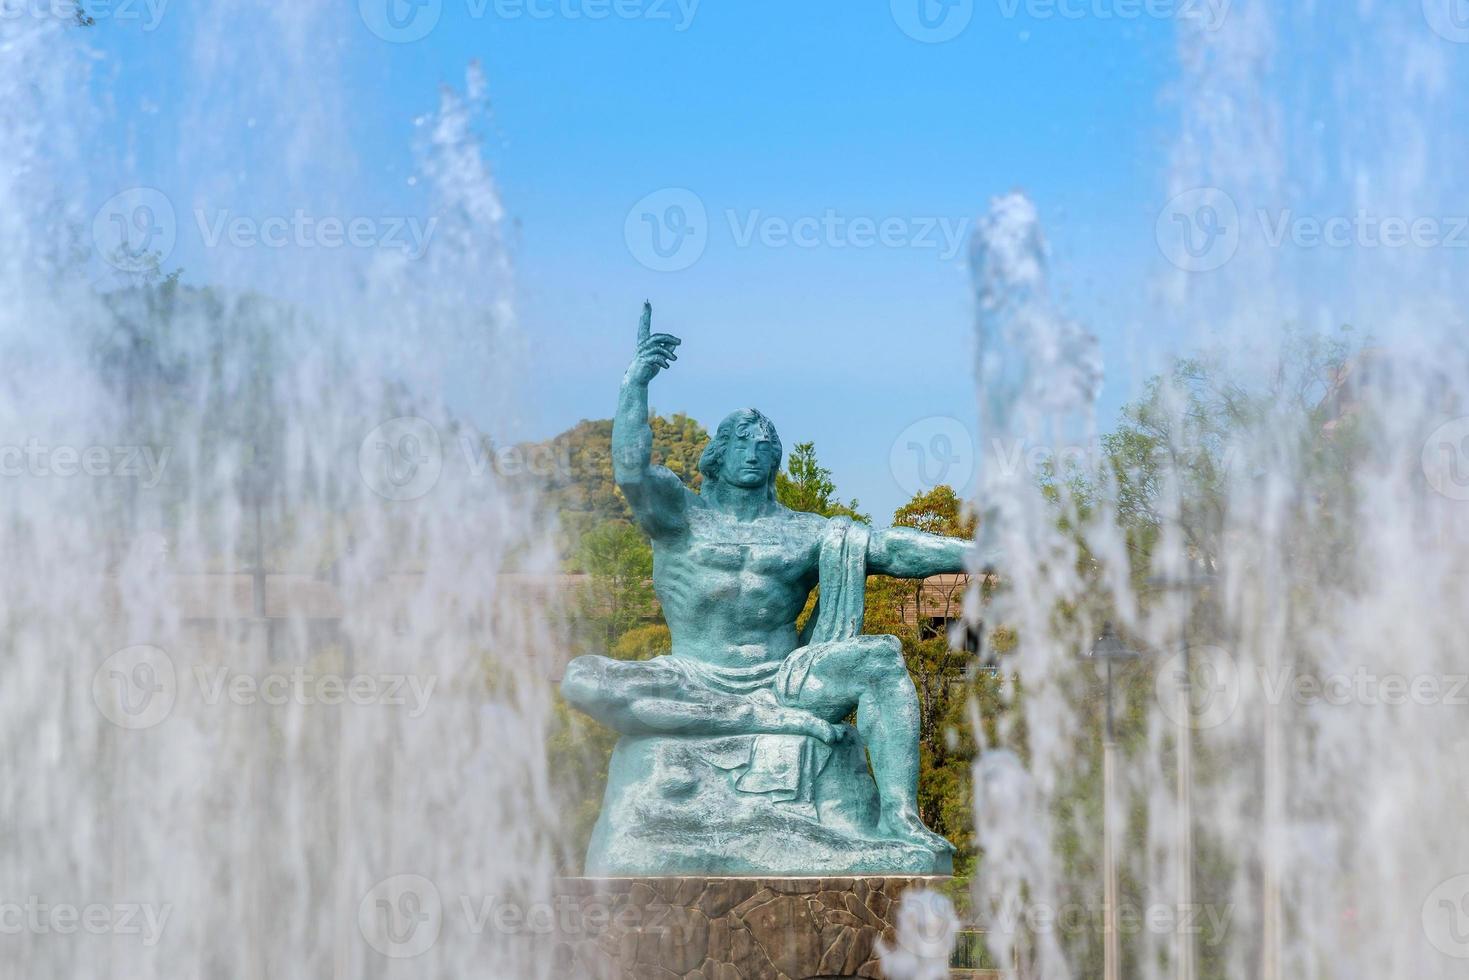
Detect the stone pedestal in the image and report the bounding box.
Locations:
[551,875,949,980]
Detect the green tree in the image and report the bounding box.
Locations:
[1017,326,1366,978]
[775,441,868,521]
[611,623,672,661]
[576,520,655,650]
[551,520,663,870]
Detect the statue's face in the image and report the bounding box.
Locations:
[718,420,780,489]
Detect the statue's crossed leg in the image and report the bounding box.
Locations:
[562,635,954,856]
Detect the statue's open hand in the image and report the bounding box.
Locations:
[627,301,681,385]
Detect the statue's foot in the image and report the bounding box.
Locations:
[878,807,956,856]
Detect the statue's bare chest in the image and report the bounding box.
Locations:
[661,510,816,579]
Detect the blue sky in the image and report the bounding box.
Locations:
[82,0,1217,521]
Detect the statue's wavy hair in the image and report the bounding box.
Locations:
[699,409,783,492]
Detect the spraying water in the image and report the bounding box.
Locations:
[0,7,564,979]
[969,3,1469,978]
[879,888,962,980]
[6,2,1469,979]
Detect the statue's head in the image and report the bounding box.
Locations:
[699,409,783,494]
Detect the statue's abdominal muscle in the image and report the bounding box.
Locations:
[654,539,814,665]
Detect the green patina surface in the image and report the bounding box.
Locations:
[562,303,973,876]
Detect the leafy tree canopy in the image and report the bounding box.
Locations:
[775,441,869,522]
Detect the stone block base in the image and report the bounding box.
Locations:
[551,875,949,979]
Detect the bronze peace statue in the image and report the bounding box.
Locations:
[562,303,978,876]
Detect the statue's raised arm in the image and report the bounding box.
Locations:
[611,302,693,538]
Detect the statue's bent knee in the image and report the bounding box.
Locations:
[870,634,902,656]
[866,635,907,679]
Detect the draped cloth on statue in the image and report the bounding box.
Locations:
[694,516,870,803]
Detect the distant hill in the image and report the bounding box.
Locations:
[514,412,709,561]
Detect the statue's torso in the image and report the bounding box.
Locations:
[652,505,824,670]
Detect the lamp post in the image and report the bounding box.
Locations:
[1147,568,1217,980]
[1083,623,1142,980]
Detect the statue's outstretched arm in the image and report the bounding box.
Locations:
[612,302,692,538]
[866,526,995,579]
